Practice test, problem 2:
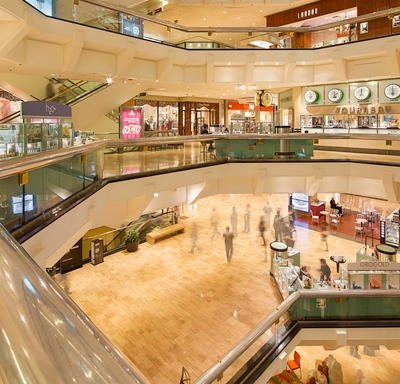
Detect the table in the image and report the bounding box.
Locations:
[320,210,329,223]
[330,255,346,273]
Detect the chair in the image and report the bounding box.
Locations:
[287,350,302,377]
[355,224,364,236]
[179,367,191,384]
[310,210,319,224]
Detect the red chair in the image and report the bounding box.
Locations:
[287,350,302,377]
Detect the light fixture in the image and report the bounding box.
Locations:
[249,40,274,49]
[106,76,113,84]
[235,84,257,91]
[153,192,159,198]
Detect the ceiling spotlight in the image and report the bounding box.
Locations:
[106,76,113,84]
[153,192,159,198]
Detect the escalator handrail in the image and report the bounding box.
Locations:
[194,289,400,384]
[0,223,150,384]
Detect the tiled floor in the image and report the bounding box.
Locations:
[54,193,383,384]
[102,143,400,178]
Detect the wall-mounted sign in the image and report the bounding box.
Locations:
[304,90,319,104]
[119,13,143,38]
[354,86,371,101]
[21,101,72,118]
[348,261,400,271]
[334,105,391,114]
[120,107,143,139]
[384,84,400,100]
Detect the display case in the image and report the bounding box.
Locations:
[272,260,302,299]
[291,193,309,213]
[0,124,23,159]
[348,261,400,290]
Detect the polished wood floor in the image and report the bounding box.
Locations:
[54,194,397,383]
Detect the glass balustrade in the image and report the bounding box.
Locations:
[24,1,400,50]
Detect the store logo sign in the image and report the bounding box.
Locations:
[46,103,56,115]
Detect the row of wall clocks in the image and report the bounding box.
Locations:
[304,83,400,104]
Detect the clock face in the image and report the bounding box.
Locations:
[354,86,371,101]
[327,88,344,103]
[384,84,400,99]
[304,90,319,104]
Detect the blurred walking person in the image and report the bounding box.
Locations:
[320,231,329,251]
[189,222,199,254]
[263,201,273,230]
[243,204,251,233]
[273,209,283,242]
[231,206,238,237]
[223,226,234,263]
[258,215,266,246]
[210,207,220,240]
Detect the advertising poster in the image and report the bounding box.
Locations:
[120,108,143,139]
[26,0,53,16]
[119,13,143,38]
[368,274,382,289]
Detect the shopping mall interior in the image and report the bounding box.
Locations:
[2,1,400,384]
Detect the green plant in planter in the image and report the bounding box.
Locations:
[125,228,139,252]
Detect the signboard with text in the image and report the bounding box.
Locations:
[120,108,143,139]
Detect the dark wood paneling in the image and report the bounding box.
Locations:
[266,0,357,27]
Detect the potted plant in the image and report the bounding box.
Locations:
[125,228,139,252]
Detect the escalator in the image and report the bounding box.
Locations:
[0,78,108,124]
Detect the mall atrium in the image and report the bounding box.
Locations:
[1,1,400,384]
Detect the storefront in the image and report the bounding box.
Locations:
[227,100,274,133]
[300,78,400,133]
[134,99,178,135]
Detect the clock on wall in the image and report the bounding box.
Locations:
[304,90,319,104]
[261,92,273,106]
[354,86,371,101]
[384,84,400,99]
[327,88,344,103]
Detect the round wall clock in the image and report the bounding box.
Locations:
[354,86,371,101]
[384,84,400,99]
[327,88,344,103]
[304,90,319,104]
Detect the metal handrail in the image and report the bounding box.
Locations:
[81,0,400,34]
[2,133,400,179]
[0,223,149,384]
[194,289,400,384]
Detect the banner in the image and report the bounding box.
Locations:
[120,108,143,139]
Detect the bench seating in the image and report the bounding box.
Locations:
[146,223,185,244]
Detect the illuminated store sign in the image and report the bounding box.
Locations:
[334,105,391,114]
[120,108,143,139]
[119,13,143,38]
